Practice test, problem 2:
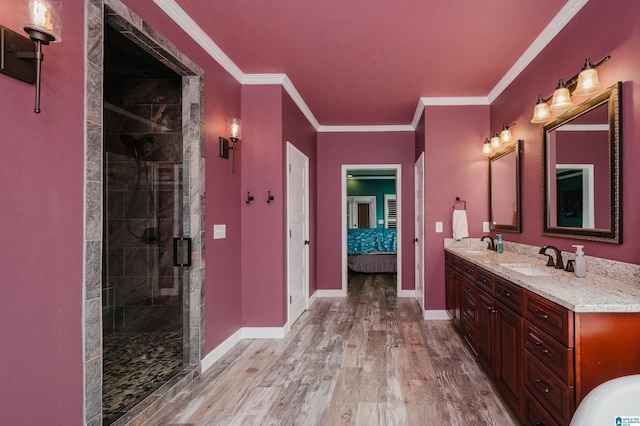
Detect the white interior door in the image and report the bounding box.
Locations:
[287,143,309,325]
[414,153,425,311]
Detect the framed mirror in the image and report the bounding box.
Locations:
[489,140,522,233]
[543,82,622,243]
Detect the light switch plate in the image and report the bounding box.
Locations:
[435,222,443,233]
[213,224,226,239]
[483,222,490,232]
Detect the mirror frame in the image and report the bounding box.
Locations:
[542,82,622,243]
[489,139,522,233]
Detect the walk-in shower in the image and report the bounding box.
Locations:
[102,22,187,425]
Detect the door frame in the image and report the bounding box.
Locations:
[347,195,377,229]
[286,142,310,326]
[414,153,425,312]
[341,164,402,296]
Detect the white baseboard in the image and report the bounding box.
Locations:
[201,329,244,373]
[308,291,318,307]
[398,289,416,298]
[201,325,290,373]
[242,326,288,339]
[315,289,347,297]
[424,310,451,320]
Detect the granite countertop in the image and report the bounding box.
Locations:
[445,246,640,313]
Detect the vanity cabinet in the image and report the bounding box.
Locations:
[445,251,640,425]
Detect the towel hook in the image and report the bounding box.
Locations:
[453,196,467,211]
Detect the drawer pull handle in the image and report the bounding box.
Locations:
[448,274,454,278]
[533,309,549,320]
[499,289,511,298]
[465,307,473,314]
[466,287,472,293]
[534,341,550,354]
[480,277,488,283]
[534,379,550,393]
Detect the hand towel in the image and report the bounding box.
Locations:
[452,210,469,241]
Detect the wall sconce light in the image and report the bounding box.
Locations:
[219,118,241,173]
[530,56,610,124]
[481,124,517,157]
[0,0,62,113]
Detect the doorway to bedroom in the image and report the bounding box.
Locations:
[342,165,400,296]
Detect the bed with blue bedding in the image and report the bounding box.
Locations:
[347,228,397,273]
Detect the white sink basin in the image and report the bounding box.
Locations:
[499,263,553,277]
[464,249,485,254]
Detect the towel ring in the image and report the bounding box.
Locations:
[453,197,466,211]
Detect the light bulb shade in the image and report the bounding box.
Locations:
[549,80,574,112]
[228,118,241,141]
[573,66,602,96]
[531,96,551,123]
[21,0,62,42]
[500,127,513,144]
[481,139,492,156]
[490,134,500,149]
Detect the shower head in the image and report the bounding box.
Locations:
[120,134,154,162]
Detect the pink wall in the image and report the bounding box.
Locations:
[0,0,85,423]
[316,132,415,291]
[421,106,490,310]
[241,85,286,326]
[489,0,640,263]
[241,86,317,326]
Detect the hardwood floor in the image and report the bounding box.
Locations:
[144,273,518,425]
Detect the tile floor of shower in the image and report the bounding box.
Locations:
[102,332,183,425]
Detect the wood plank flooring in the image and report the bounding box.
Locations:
[144,273,518,425]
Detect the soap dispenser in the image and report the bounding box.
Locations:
[496,234,503,253]
[572,245,586,278]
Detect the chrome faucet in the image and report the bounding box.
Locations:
[481,235,496,251]
[539,245,564,270]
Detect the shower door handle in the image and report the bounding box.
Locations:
[173,237,192,267]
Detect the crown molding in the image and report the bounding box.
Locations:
[318,125,414,133]
[487,0,590,103]
[153,0,243,83]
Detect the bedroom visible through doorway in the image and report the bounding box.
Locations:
[342,165,400,295]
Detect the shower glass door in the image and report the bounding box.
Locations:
[102,23,187,424]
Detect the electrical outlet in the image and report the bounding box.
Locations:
[435,222,443,233]
[213,224,226,239]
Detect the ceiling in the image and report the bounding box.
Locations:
[158,0,577,127]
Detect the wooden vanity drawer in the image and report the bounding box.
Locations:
[524,352,573,425]
[462,292,476,323]
[451,254,463,272]
[524,389,560,426]
[445,251,455,266]
[462,279,477,302]
[476,268,494,295]
[462,261,477,280]
[523,290,573,346]
[495,277,523,314]
[461,315,478,354]
[524,321,574,384]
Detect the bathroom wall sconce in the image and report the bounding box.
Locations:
[530,56,610,124]
[0,0,62,113]
[481,123,516,157]
[267,191,275,204]
[219,118,241,173]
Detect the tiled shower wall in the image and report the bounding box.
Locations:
[102,76,183,335]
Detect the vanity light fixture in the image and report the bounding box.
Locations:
[0,0,62,113]
[530,55,610,123]
[219,118,241,173]
[481,124,517,157]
